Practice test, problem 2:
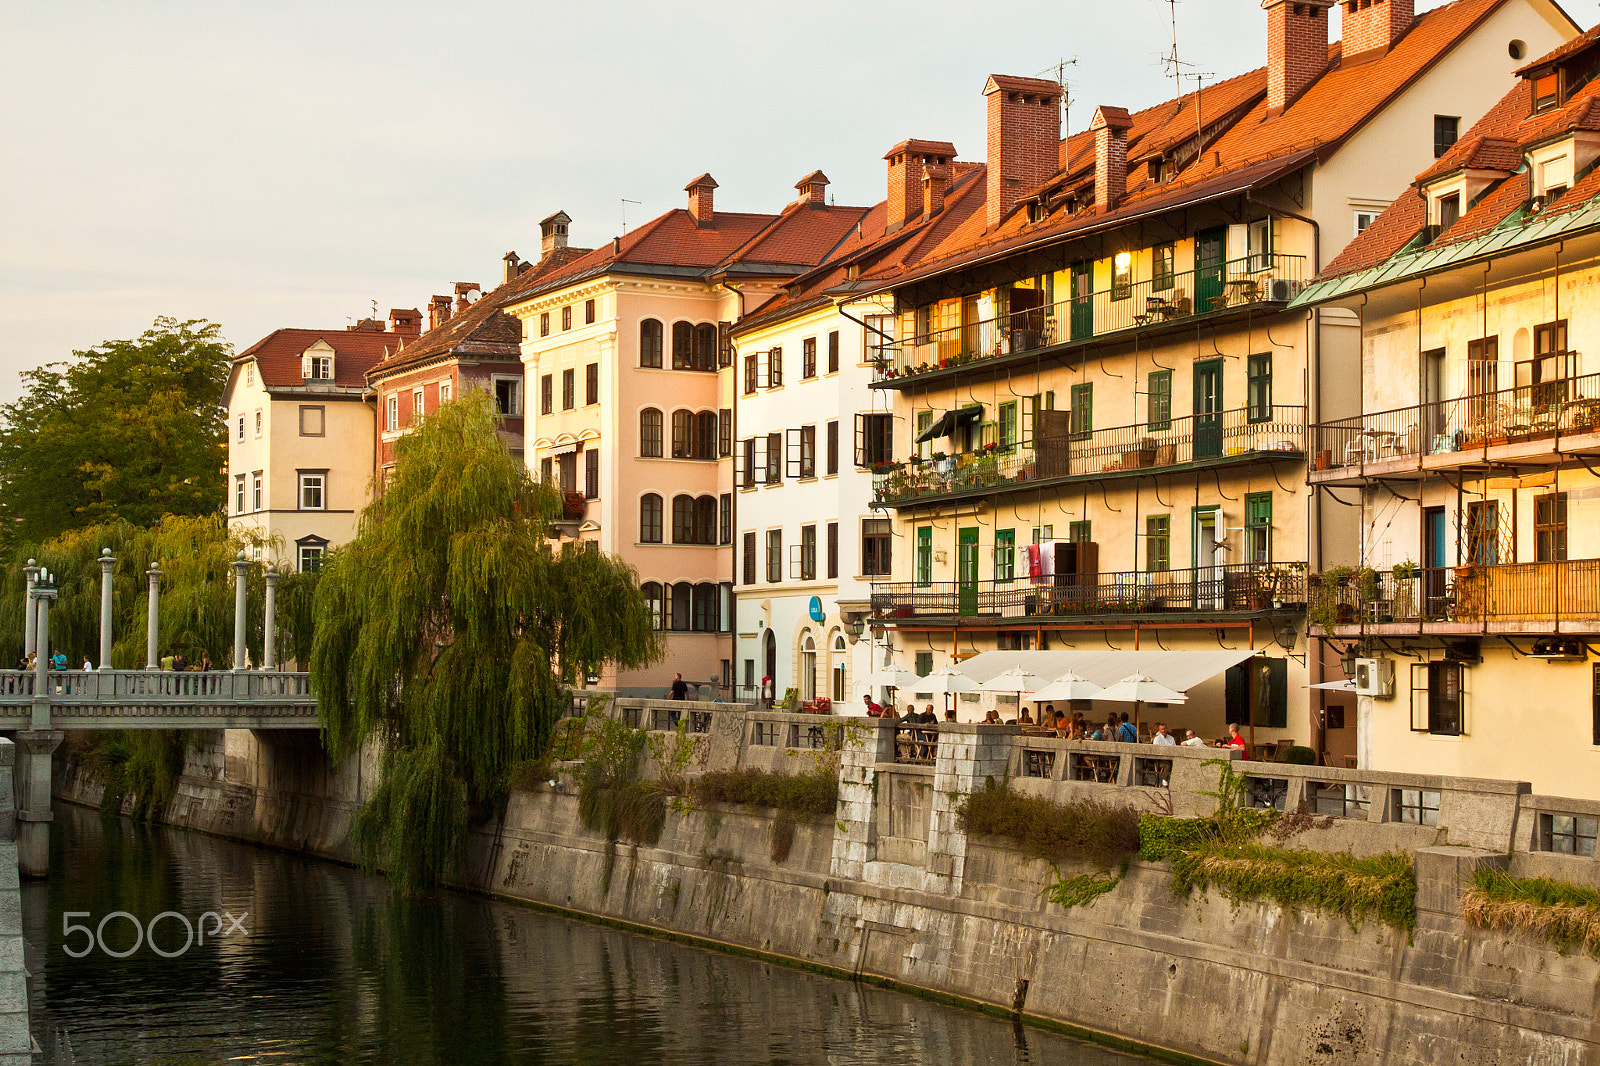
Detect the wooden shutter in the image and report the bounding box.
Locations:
[785,427,803,478]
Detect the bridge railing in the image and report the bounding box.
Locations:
[0,670,313,704]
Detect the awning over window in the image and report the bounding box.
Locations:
[915,405,983,443]
[546,441,579,457]
[951,648,1261,694]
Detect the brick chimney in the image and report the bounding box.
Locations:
[453,282,480,313]
[984,74,1062,230]
[1264,0,1334,113]
[389,308,421,337]
[685,174,718,228]
[429,295,452,331]
[502,252,522,284]
[540,211,570,257]
[884,139,957,231]
[922,163,951,219]
[1090,106,1133,213]
[795,170,830,208]
[1341,0,1414,59]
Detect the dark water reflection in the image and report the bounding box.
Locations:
[24,803,1156,1065]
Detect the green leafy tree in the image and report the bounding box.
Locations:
[0,317,230,548]
[311,391,659,890]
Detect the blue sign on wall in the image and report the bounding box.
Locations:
[808,596,825,623]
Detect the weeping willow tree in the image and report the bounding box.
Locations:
[311,391,659,891]
[0,514,322,817]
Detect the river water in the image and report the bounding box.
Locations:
[23,803,1158,1065]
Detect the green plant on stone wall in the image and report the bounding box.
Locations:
[647,719,708,814]
[1043,868,1124,910]
[1462,868,1600,955]
[576,716,664,849]
[958,782,1142,869]
[1169,843,1416,931]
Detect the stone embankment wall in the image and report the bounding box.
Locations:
[55,701,1600,1066]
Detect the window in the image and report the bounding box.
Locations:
[1467,501,1499,565]
[800,524,817,580]
[234,475,245,515]
[1152,243,1175,292]
[299,405,324,436]
[1522,320,1572,405]
[298,543,325,573]
[740,438,756,489]
[826,522,838,579]
[1246,493,1272,564]
[863,313,893,364]
[308,355,332,380]
[802,337,817,379]
[1147,370,1172,429]
[1354,210,1379,237]
[1247,218,1272,271]
[1537,812,1599,856]
[640,320,663,368]
[237,414,245,442]
[642,583,664,629]
[798,426,816,478]
[998,402,1017,453]
[719,409,732,457]
[825,421,838,475]
[1393,788,1441,826]
[245,364,253,387]
[694,496,716,544]
[767,529,783,583]
[539,375,553,416]
[640,494,663,543]
[1069,383,1093,441]
[854,413,893,468]
[1433,115,1459,158]
[298,471,325,511]
[540,456,552,482]
[694,411,718,460]
[1438,193,1461,230]
[743,353,758,394]
[719,493,731,545]
[670,582,692,631]
[540,312,550,337]
[1534,71,1560,113]
[693,324,717,371]
[584,299,595,325]
[585,363,598,405]
[1536,492,1568,562]
[561,305,572,331]
[1146,516,1170,572]
[1068,520,1091,544]
[439,381,450,404]
[584,448,599,500]
[995,529,1015,582]
[671,495,696,543]
[671,410,692,458]
[1111,251,1132,300]
[765,432,782,483]
[672,322,694,369]
[640,408,663,457]
[252,473,263,511]
[827,331,840,374]
[254,409,262,437]
[915,527,933,586]
[1411,661,1462,736]
[742,532,757,585]
[412,388,424,419]
[768,346,783,387]
[692,583,719,632]
[862,519,891,577]
[915,652,933,677]
[561,369,575,410]
[1247,353,1272,422]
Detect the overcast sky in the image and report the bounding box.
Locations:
[0,0,1495,399]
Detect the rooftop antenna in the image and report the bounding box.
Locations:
[621,198,642,234]
[1039,58,1078,166]
[1158,0,1214,166]
[371,299,379,319]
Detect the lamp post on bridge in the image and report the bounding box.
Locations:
[21,559,38,661]
[145,563,162,671]
[19,570,62,878]
[98,549,115,671]
[233,551,249,672]
[263,566,278,671]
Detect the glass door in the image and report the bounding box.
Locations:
[958,528,979,616]
[1193,359,1224,460]
[1423,506,1447,619]
[1193,509,1223,610]
[1070,263,1093,339]
[1195,227,1226,311]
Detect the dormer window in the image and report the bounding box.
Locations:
[1438,194,1461,229]
[310,356,331,380]
[1534,71,1561,114]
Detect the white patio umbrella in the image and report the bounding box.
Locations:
[1095,673,1188,735]
[919,666,981,719]
[977,668,1050,694]
[867,667,924,691]
[1029,673,1104,704]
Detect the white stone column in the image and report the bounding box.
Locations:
[232,551,249,671]
[262,565,277,671]
[145,564,162,670]
[829,718,896,883]
[21,560,38,660]
[98,548,115,671]
[924,723,1017,896]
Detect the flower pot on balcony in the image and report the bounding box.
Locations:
[562,492,586,519]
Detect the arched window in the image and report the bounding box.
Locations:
[831,631,847,702]
[670,581,693,631]
[694,411,718,460]
[670,409,692,458]
[800,632,816,701]
[692,582,719,632]
[671,321,694,370]
[641,582,664,630]
[693,323,718,370]
[640,494,663,543]
[693,495,717,545]
[671,494,695,543]
[640,320,663,368]
[640,408,663,457]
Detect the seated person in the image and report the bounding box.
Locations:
[983,709,1001,724]
[920,704,939,724]
[1151,723,1178,746]
[1018,708,1035,726]
[1182,729,1207,747]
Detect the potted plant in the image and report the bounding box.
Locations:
[1391,559,1419,619]
[562,491,586,519]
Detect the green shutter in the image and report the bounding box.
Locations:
[1070,383,1093,441]
[1147,370,1172,429]
[995,529,1015,582]
[1146,515,1170,572]
[916,527,933,586]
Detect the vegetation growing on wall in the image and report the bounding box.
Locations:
[1462,868,1600,954]
[691,768,838,819]
[575,715,664,849]
[957,782,1142,869]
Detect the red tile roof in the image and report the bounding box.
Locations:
[236,328,398,390]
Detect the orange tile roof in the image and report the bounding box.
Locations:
[237,328,398,390]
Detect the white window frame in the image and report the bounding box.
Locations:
[309,355,333,380]
[234,475,245,515]
[439,380,451,404]
[1353,210,1378,237]
[386,395,399,432]
[254,409,262,438]
[237,415,245,442]
[298,471,326,511]
[251,472,263,512]
[297,543,325,573]
[492,375,523,417]
[412,387,424,419]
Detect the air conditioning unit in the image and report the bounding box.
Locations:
[1266,278,1300,302]
[1355,657,1396,698]
[1529,638,1586,662]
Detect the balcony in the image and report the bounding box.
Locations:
[1309,370,1600,484]
[873,406,1304,509]
[873,254,1307,388]
[1310,560,1600,636]
[871,563,1308,623]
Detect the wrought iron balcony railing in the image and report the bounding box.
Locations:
[1310,560,1600,630]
